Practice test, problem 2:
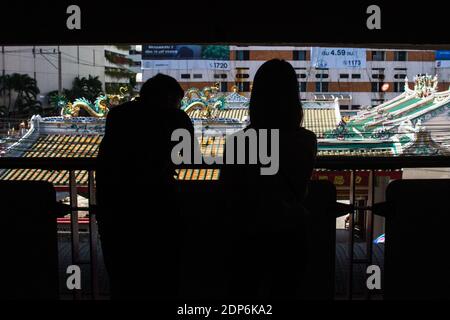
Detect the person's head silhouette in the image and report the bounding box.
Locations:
[139,73,184,109]
[249,59,303,129]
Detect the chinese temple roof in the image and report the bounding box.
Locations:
[1,134,102,185]
[2,78,450,185]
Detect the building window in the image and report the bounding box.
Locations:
[372,74,385,80]
[293,50,307,60]
[340,74,349,79]
[340,105,349,110]
[236,73,250,79]
[220,82,228,92]
[394,51,407,61]
[394,82,404,92]
[315,82,329,92]
[372,51,385,61]
[214,74,228,79]
[351,105,361,110]
[237,82,251,92]
[181,74,191,79]
[299,82,307,92]
[297,73,307,79]
[371,82,382,92]
[193,74,202,79]
[235,50,250,60]
[351,74,361,79]
[394,74,407,79]
[315,73,329,79]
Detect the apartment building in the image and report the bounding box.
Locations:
[129,45,143,91]
[1,45,105,106]
[142,46,450,115]
[104,45,133,94]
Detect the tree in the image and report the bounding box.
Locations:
[201,45,230,60]
[0,73,41,117]
[10,73,41,116]
[65,75,103,102]
[0,74,13,110]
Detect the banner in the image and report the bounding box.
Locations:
[141,59,231,71]
[310,47,366,68]
[142,45,230,60]
[435,50,450,60]
[436,60,450,68]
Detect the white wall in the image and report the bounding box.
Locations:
[140,47,446,110]
[1,45,105,106]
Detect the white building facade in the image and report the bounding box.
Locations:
[141,46,450,115]
[1,45,105,107]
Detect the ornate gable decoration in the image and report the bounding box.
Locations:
[224,85,249,108]
[402,129,450,156]
[412,74,438,98]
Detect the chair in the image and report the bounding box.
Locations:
[301,180,350,299]
[373,179,450,299]
[178,179,350,300]
[0,181,61,299]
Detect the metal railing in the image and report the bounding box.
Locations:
[1,155,450,300]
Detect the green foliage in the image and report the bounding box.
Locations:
[0,73,41,117]
[105,82,133,95]
[105,67,135,79]
[105,51,132,66]
[65,75,103,102]
[201,45,230,60]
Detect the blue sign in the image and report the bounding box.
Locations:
[436,50,450,60]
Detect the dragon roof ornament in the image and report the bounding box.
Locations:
[54,86,133,118]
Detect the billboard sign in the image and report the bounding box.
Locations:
[141,59,231,70]
[436,60,450,68]
[435,50,450,60]
[142,45,229,60]
[311,47,366,68]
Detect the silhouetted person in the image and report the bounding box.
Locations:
[96,74,195,299]
[221,59,317,299]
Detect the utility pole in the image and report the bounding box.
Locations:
[37,48,63,97]
[33,46,36,80]
[2,46,5,106]
[58,46,62,94]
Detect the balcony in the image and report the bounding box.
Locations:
[1,156,449,300]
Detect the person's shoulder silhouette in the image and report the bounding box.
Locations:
[95,73,193,299]
[223,59,317,199]
[221,59,317,299]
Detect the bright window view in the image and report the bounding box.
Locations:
[1,44,450,301]
[2,45,449,161]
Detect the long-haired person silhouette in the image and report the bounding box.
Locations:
[96,74,196,299]
[221,59,317,299]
